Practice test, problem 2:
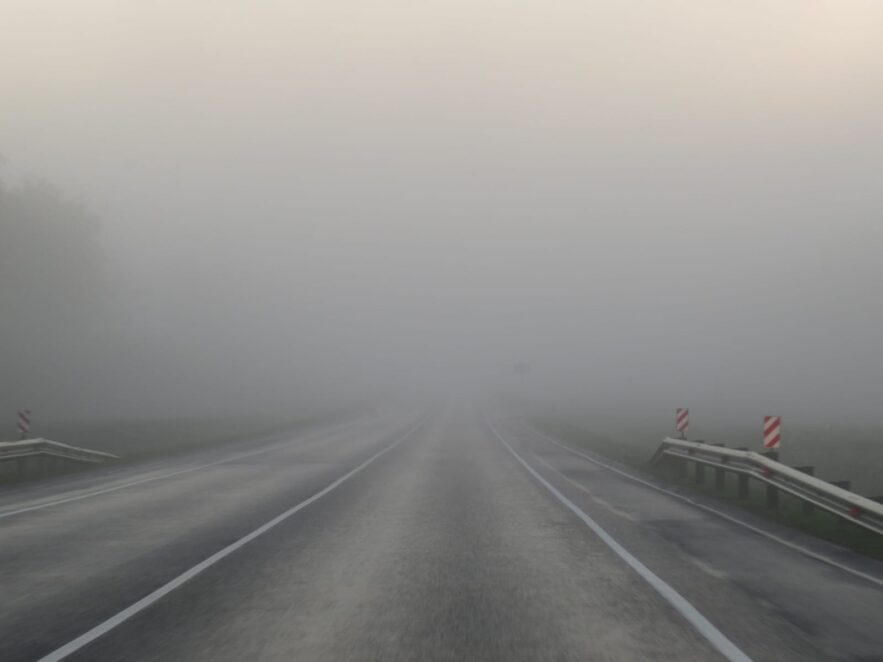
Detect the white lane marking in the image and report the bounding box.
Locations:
[533,454,593,493]
[488,421,752,662]
[525,424,883,591]
[0,419,367,521]
[38,418,425,662]
[688,557,730,581]
[591,496,638,522]
[532,453,638,522]
[534,452,723,576]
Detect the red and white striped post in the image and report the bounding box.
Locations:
[675,408,689,439]
[762,416,782,507]
[763,416,781,451]
[17,409,32,440]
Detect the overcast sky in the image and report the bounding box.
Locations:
[2,1,882,422]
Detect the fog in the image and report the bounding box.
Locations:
[2,1,882,426]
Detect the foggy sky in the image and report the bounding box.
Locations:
[2,1,883,423]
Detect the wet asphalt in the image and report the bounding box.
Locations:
[1,408,882,661]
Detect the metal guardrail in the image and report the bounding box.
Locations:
[0,438,118,465]
[652,437,883,537]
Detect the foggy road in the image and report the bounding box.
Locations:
[6,3,883,660]
[1,410,882,661]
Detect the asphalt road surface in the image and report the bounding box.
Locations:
[1,407,882,661]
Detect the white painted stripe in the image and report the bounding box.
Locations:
[525,423,883,590]
[38,419,424,662]
[0,419,367,521]
[488,421,752,662]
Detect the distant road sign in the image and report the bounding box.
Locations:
[676,408,689,436]
[763,416,782,449]
[17,409,31,438]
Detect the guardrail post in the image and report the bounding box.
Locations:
[715,464,726,491]
[760,450,780,510]
[794,466,816,515]
[829,482,853,529]
[708,443,726,491]
[733,447,750,499]
[737,474,749,499]
[695,461,706,485]
[676,455,688,479]
[31,456,40,479]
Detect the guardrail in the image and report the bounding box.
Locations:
[651,437,883,537]
[0,438,118,467]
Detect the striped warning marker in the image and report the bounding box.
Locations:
[17,409,31,439]
[763,416,781,450]
[676,408,689,437]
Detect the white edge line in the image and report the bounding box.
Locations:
[0,419,367,521]
[487,420,752,662]
[38,418,425,662]
[524,423,883,591]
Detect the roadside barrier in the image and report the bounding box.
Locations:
[0,438,118,480]
[651,437,883,536]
